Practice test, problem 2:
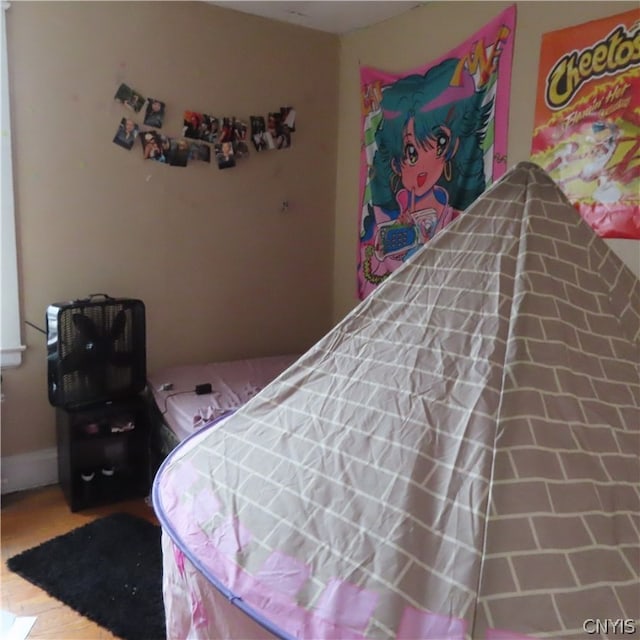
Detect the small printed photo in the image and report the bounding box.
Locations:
[218,117,235,143]
[200,114,219,143]
[166,138,190,167]
[114,83,132,103]
[114,83,145,113]
[233,120,248,141]
[267,112,280,139]
[140,131,168,163]
[112,117,139,150]
[189,142,211,163]
[215,141,236,170]
[264,129,276,150]
[267,111,290,149]
[250,116,267,152]
[183,111,204,140]
[278,125,292,149]
[144,98,166,128]
[233,120,250,158]
[281,106,296,132]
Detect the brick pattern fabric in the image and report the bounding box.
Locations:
[154,163,639,640]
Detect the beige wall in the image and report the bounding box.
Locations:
[2,1,339,456]
[333,1,640,321]
[3,1,639,462]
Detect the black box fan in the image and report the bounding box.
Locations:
[46,294,146,408]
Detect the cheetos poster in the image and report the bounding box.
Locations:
[531,9,640,239]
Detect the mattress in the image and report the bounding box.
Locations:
[147,354,299,443]
[153,163,639,639]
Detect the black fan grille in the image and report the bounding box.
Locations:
[48,299,146,408]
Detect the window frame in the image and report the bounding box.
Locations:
[1,2,25,368]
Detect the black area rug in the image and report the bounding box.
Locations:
[6,512,165,640]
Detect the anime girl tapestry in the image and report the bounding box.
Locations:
[530,9,640,239]
[357,6,516,299]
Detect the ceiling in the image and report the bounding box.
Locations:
[207,1,424,35]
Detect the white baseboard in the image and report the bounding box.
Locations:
[1,447,58,495]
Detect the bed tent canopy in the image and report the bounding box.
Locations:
[154,161,639,640]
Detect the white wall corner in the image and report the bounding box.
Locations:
[1,447,58,495]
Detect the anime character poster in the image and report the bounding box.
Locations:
[357,5,516,299]
[531,9,640,239]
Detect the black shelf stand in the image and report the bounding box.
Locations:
[56,396,150,512]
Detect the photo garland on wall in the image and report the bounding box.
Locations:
[112,83,296,170]
[356,5,516,300]
[530,8,640,239]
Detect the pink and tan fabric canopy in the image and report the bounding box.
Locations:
[154,162,639,639]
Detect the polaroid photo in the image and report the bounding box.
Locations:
[113,117,139,150]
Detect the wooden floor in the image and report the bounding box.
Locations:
[1,484,159,639]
